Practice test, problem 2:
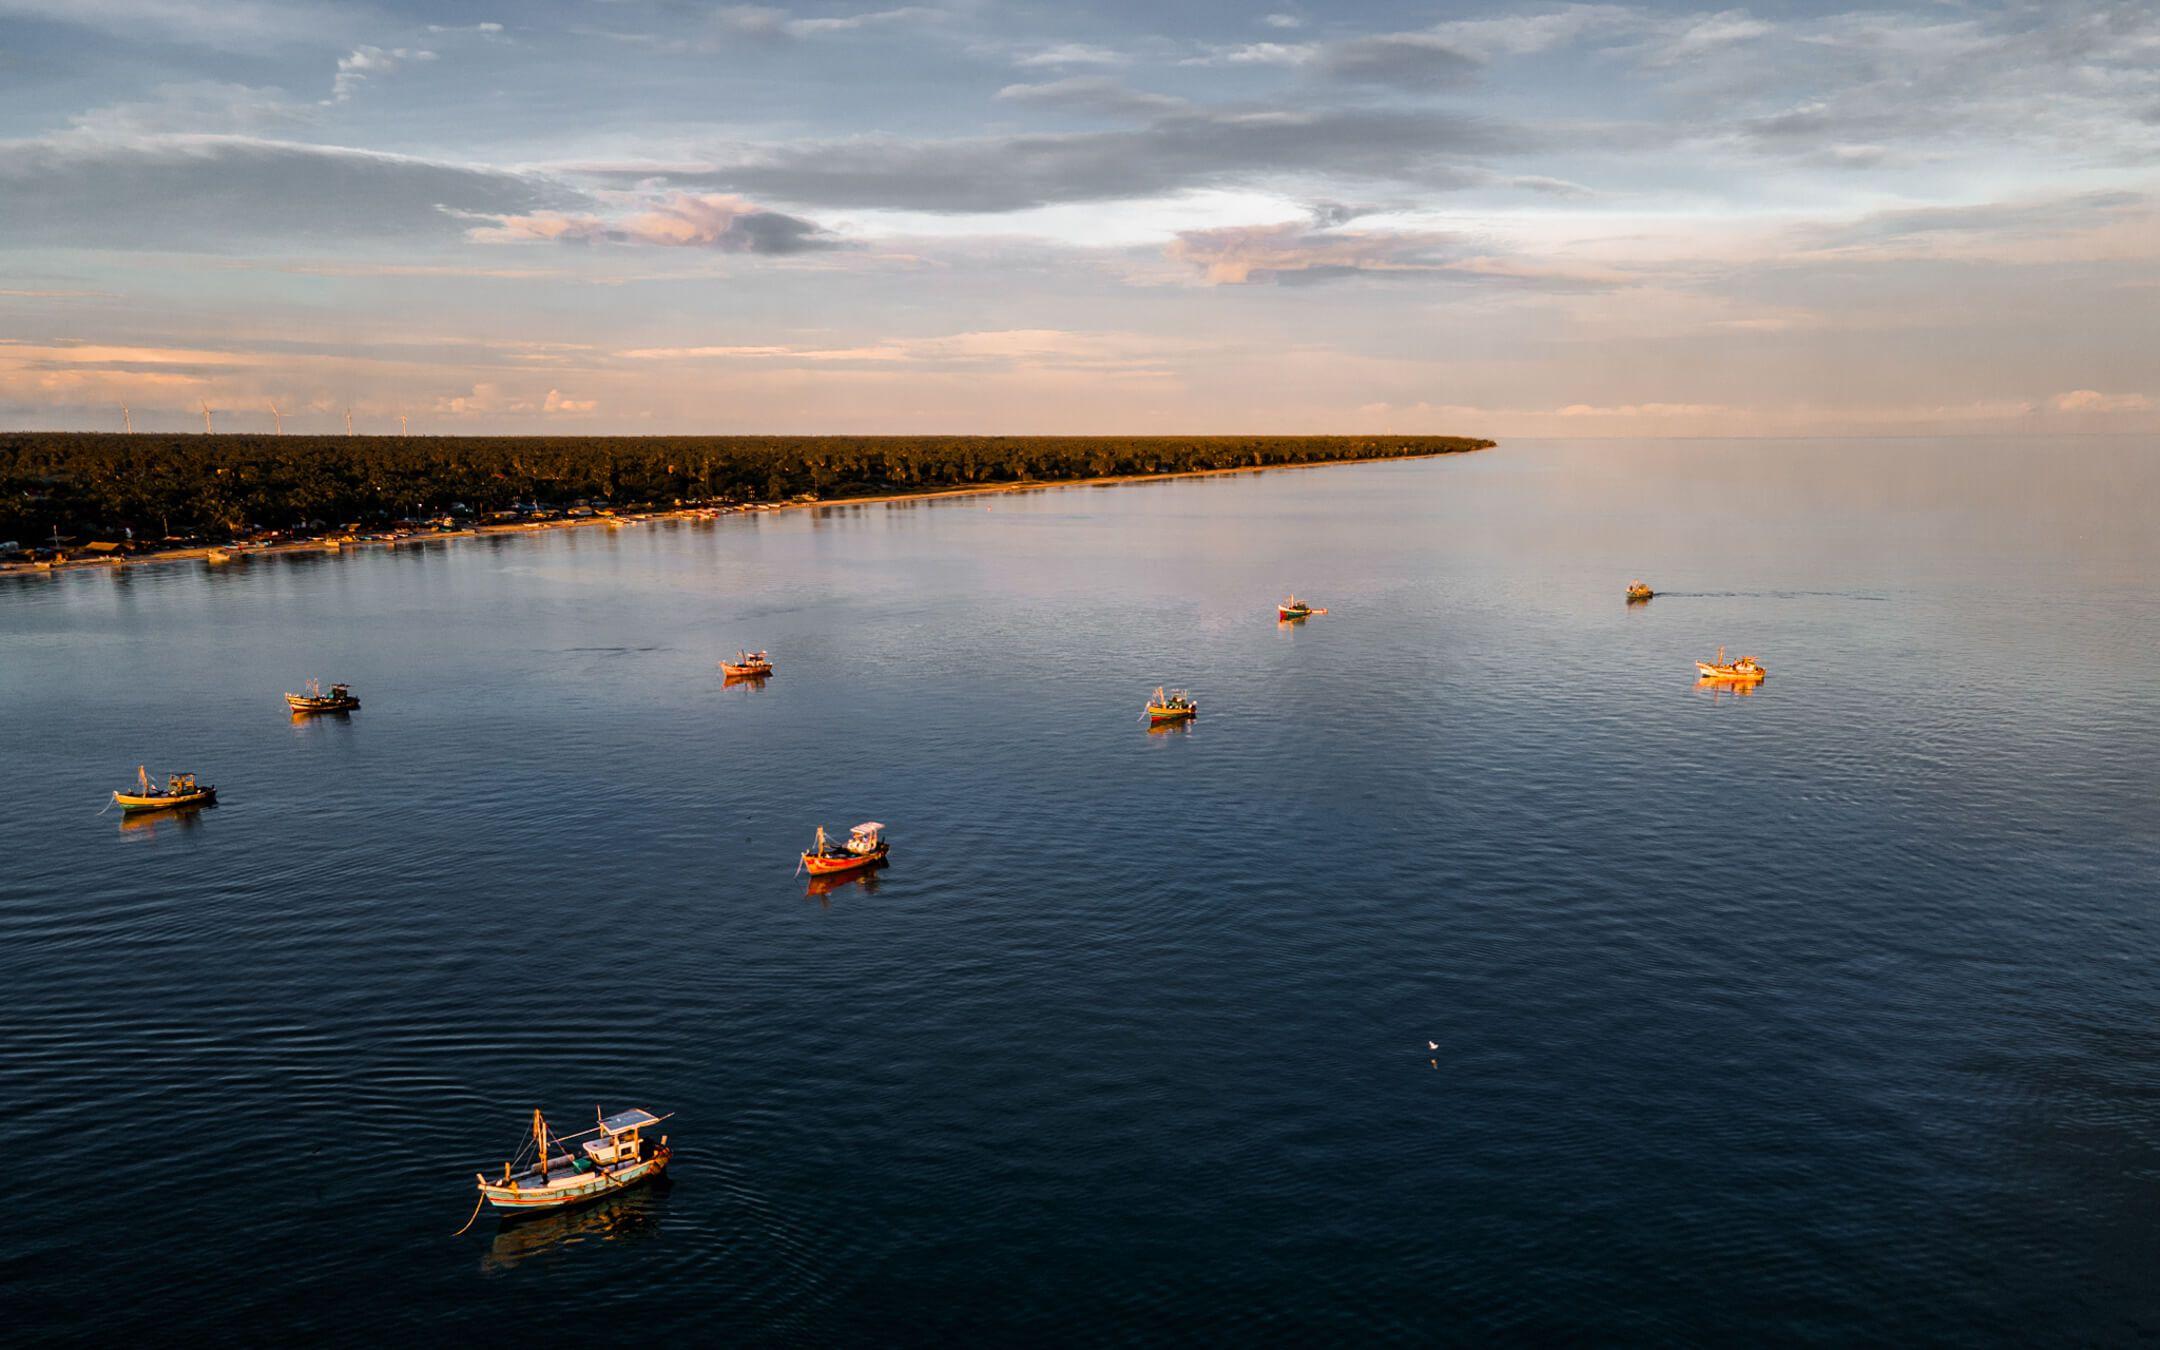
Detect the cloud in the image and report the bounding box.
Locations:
[617,329,1188,376]
[591,107,1530,213]
[1425,5,1638,59]
[69,81,315,137]
[0,0,351,51]
[427,21,503,35]
[1263,14,1302,30]
[330,45,435,103]
[2049,389,2153,413]
[1181,42,1312,68]
[1556,401,1730,417]
[1012,43,1126,68]
[1318,33,1483,89]
[704,4,941,43]
[1797,190,2151,259]
[1162,212,1634,288]
[1659,9,1771,61]
[994,77,1186,119]
[543,388,597,413]
[469,191,837,253]
[0,133,572,249]
[1165,218,1458,284]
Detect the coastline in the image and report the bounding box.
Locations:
[0,445,1489,579]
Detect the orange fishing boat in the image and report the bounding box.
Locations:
[1277,596,1328,620]
[800,822,888,875]
[112,765,216,813]
[720,649,773,678]
[1626,581,1655,602]
[1695,646,1766,682]
[1144,686,1197,723]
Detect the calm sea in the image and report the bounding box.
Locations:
[3,438,2157,1344]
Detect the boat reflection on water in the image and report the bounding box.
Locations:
[479,1184,670,1273]
[1146,718,1194,737]
[722,670,773,691]
[117,802,213,835]
[1695,676,1763,699]
[806,864,885,903]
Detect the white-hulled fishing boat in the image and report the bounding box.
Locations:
[474,1107,672,1218]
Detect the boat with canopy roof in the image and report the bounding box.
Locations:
[112,765,216,812]
[801,822,888,875]
[285,678,359,713]
[1695,646,1766,682]
[720,650,774,678]
[474,1107,672,1218]
[1145,687,1198,723]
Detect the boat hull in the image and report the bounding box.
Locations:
[720,664,772,678]
[286,696,359,713]
[1146,707,1197,723]
[479,1150,670,1215]
[114,788,216,812]
[1695,664,1765,682]
[802,843,889,875]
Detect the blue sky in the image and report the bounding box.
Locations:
[2,0,2155,434]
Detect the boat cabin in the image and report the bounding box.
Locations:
[583,1108,662,1166]
[845,822,884,855]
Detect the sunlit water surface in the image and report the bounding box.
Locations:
[4,438,2157,1343]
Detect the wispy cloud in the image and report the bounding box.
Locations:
[329,45,435,104]
[0,134,571,248]
[469,191,838,253]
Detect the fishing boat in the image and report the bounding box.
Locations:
[1277,596,1328,620]
[285,678,360,713]
[801,822,888,875]
[1145,687,1198,723]
[113,765,216,812]
[474,1107,672,1218]
[205,548,233,565]
[1695,646,1766,682]
[720,650,774,678]
[1626,581,1655,601]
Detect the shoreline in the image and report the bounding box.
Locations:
[0,445,1488,579]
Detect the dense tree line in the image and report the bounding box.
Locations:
[0,433,1492,546]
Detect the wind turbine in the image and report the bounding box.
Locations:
[121,404,133,434]
[399,413,409,437]
[201,401,215,434]
[267,400,284,435]
[345,407,355,436]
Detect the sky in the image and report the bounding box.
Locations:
[0,0,2155,436]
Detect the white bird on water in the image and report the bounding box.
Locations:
[1427,1040,1438,1050]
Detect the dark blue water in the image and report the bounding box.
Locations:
[4,439,2158,1343]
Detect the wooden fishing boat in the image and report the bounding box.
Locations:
[205,549,233,565]
[1277,596,1329,621]
[1626,581,1655,601]
[1145,686,1198,723]
[801,822,888,875]
[285,678,360,713]
[113,765,216,812]
[475,1107,672,1218]
[719,649,774,678]
[1695,646,1766,682]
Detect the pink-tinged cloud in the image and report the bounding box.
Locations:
[543,389,598,413]
[470,192,837,254]
[2050,389,2153,413]
[1164,220,1456,283]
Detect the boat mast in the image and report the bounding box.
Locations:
[533,1109,548,1179]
